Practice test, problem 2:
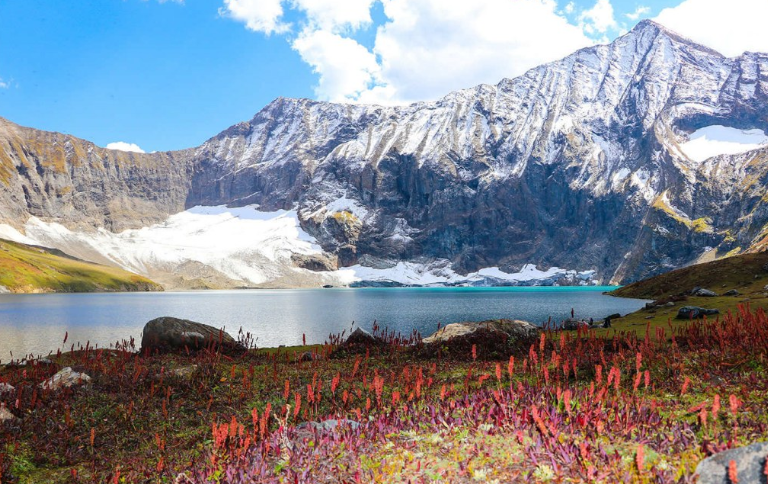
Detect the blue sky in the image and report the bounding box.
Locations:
[0,0,766,152]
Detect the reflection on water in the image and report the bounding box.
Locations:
[0,287,648,359]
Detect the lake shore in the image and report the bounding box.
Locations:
[1,301,767,482]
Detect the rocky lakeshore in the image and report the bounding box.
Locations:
[1,306,767,483]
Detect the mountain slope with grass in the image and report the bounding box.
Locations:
[607,251,768,334]
[0,238,161,293]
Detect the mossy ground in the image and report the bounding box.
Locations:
[0,238,161,293]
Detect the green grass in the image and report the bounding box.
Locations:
[604,251,768,336]
[0,238,161,293]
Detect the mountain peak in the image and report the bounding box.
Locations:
[626,19,724,57]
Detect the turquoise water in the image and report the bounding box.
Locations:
[0,287,648,359]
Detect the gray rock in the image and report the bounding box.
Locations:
[298,351,318,362]
[343,327,383,346]
[423,319,539,344]
[170,365,198,379]
[140,317,244,354]
[296,419,360,433]
[692,287,718,297]
[40,367,91,391]
[695,441,768,484]
[10,357,53,368]
[0,382,14,394]
[0,404,15,422]
[665,301,676,307]
[0,285,9,294]
[676,306,720,319]
[723,289,740,296]
[561,318,589,331]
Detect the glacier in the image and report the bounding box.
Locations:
[0,207,596,288]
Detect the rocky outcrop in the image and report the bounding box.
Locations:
[2,21,768,285]
[423,319,539,344]
[140,317,244,354]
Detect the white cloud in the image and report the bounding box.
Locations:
[564,2,576,14]
[579,0,617,34]
[625,6,650,20]
[219,0,289,35]
[356,0,594,104]
[106,142,145,153]
[0,78,8,89]
[292,29,381,101]
[291,0,374,32]
[655,0,768,57]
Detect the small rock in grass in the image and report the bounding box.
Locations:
[343,327,382,346]
[40,367,91,391]
[691,287,718,297]
[0,382,14,394]
[297,419,360,433]
[563,318,591,330]
[299,351,316,362]
[695,441,768,484]
[676,306,719,319]
[0,404,15,422]
[723,289,740,296]
[170,365,198,379]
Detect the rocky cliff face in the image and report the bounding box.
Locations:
[0,117,193,231]
[1,20,768,285]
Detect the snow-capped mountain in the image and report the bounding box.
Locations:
[1,20,767,287]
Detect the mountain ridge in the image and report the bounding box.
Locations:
[1,20,768,287]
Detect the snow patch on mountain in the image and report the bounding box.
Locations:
[348,261,597,287]
[680,125,768,162]
[2,206,342,287]
[318,196,370,219]
[0,225,37,245]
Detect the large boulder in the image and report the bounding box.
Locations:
[676,306,720,319]
[140,317,244,354]
[695,441,768,484]
[423,319,539,345]
[40,367,91,391]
